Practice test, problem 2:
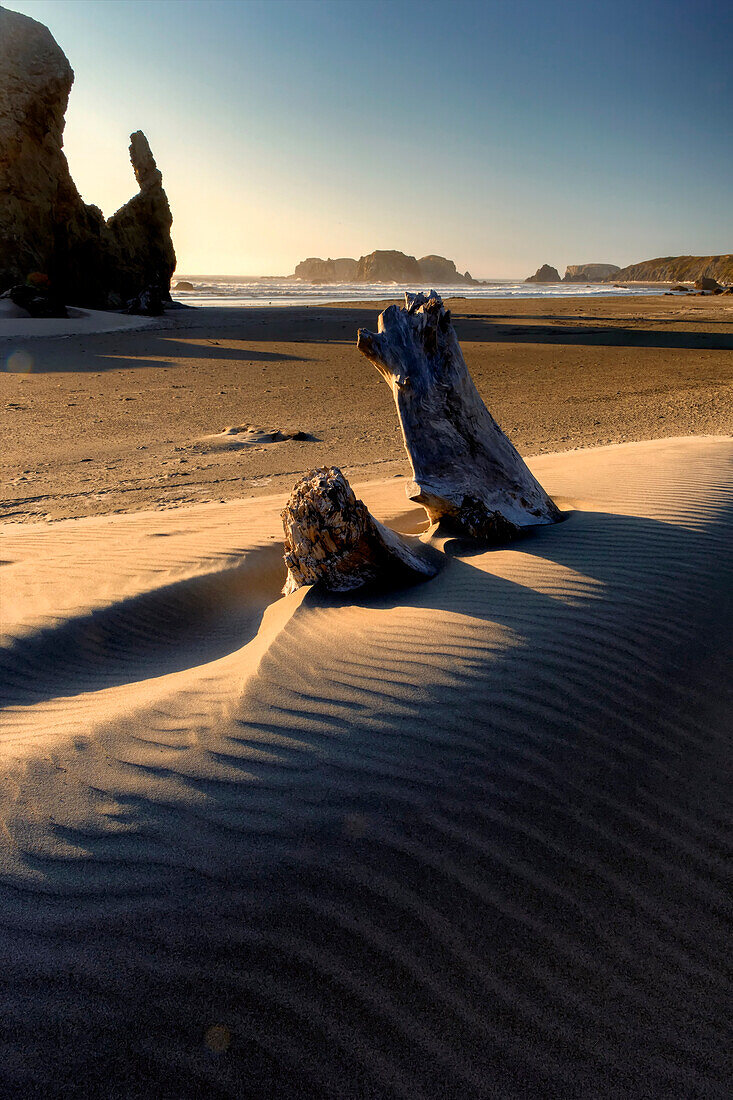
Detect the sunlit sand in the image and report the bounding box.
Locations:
[0,435,730,1094]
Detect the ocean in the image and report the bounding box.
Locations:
[171,278,661,308]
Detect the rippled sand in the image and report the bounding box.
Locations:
[0,436,730,1097]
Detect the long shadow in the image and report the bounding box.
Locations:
[311,505,732,657]
[6,303,732,375]
[195,303,733,351]
[216,305,733,351]
[0,500,731,1096]
[1,330,311,373]
[0,544,286,706]
[450,318,733,350]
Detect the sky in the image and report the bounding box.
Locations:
[7,0,733,278]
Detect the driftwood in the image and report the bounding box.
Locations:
[357,291,561,539]
[282,467,439,595]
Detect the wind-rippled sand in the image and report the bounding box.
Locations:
[0,437,731,1098]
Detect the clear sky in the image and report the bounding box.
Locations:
[7,0,732,277]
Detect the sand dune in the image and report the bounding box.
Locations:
[0,437,731,1097]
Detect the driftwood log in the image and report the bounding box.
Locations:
[357,291,561,539]
[282,467,439,595]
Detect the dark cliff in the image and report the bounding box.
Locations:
[0,7,175,307]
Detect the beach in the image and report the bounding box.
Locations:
[2,0,731,1093]
[1,423,730,1096]
[2,294,731,522]
[1,293,732,1096]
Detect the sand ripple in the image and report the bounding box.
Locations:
[0,438,730,1098]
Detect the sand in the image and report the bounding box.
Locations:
[1,294,731,521]
[0,435,731,1097]
[0,300,157,341]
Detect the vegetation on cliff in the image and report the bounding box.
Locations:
[611,256,733,284]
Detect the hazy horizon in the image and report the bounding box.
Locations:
[8,0,732,279]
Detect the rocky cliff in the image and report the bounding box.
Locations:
[0,7,175,307]
[609,255,733,284]
[563,263,620,282]
[525,264,561,283]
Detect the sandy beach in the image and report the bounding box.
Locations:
[2,0,731,1093]
[1,428,731,1096]
[2,294,731,522]
[1,296,732,1096]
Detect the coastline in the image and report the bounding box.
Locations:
[2,293,731,522]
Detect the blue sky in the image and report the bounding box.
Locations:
[7,0,732,276]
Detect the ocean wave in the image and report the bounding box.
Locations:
[170,279,659,308]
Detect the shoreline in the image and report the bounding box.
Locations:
[2,293,731,523]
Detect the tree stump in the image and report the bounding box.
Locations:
[282,467,440,595]
[357,291,561,539]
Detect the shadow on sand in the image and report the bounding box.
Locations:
[0,495,731,1097]
[4,301,732,374]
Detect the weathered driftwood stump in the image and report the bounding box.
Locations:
[357,291,561,539]
[282,467,439,595]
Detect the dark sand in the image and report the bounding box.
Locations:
[1,294,731,521]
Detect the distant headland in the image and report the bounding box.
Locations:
[610,255,733,284]
[524,256,732,286]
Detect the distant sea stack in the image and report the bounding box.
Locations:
[355,250,422,284]
[291,250,477,285]
[293,257,358,283]
[609,255,733,284]
[418,255,477,285]
[525,264,561,283]
[0,6,175,308]
[563,263,620,283]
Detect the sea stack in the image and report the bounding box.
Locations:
[525,264,561,283]
[563,263,620,282]
[0,6,175,308]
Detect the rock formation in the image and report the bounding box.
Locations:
[418,255,477,286]
[694,276,721,292]
[609,255,733,284]
[106,131,175,303]
[0,7,175,308]
[563,263,620,282]
[525,264,561,283]
[293,257,358,283]
[282,467,440,595]
[291,251,477,285]
[331,258,359,281]
[357,292,561,539]
[0,281,67,318]
[354,250,422,284]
